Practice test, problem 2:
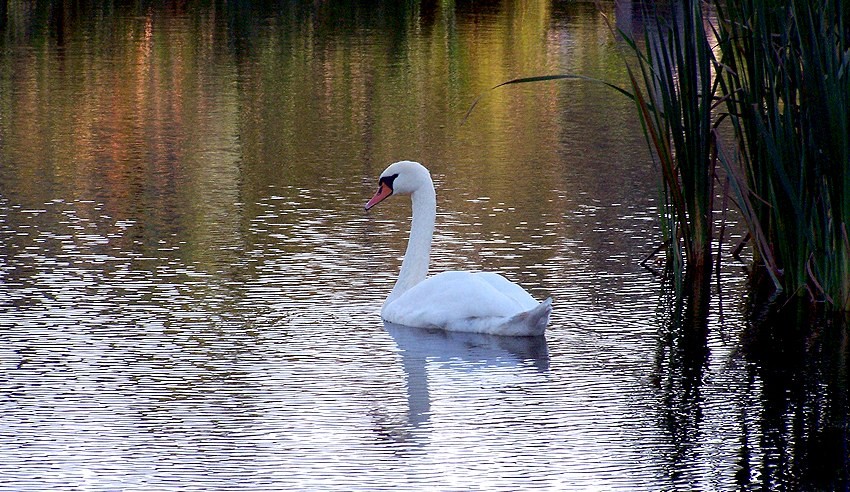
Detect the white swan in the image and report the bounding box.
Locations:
[365,160,552,336]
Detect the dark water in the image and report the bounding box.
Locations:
[0,1,847,490]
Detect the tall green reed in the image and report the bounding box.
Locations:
[467,0,850,313]
[613,0,850,312]
[605,1,719,321]
[714,0,850,310]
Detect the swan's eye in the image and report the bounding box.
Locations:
[379,173,399,191]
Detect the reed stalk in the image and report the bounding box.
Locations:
[606,1,718,320]
[614,0,850,311]
[468,0,850,312]
[714,0,850,309]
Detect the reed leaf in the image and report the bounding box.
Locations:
[602,1,719,314]
[715,0,850,309]
[464,0,850,312]
[462,74,634,124]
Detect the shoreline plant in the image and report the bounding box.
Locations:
[713,0,850,311]
[625,0,850,314]
[468,0,850,316]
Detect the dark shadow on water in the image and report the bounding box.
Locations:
[653,287,849,490]
[652,292,710,486]
[373,322,549,454]
[739,302,850,490]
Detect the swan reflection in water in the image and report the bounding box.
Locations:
[372,321,550,452]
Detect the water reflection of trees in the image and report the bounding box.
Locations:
[654,301,849,489]
[739,308,849,489]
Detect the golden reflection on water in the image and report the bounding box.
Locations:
[0,0,651,289]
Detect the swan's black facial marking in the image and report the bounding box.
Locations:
[365,173,398,210]
[379,173,399,191]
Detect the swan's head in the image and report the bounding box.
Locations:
[365,160,432,210]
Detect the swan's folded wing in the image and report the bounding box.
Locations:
[470,272,539,309]
[382,271,539,328]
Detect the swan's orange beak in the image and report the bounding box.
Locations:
[365,182,393,210]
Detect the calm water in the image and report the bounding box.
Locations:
[0,1,847,490]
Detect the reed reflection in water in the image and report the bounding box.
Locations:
[0,1,847,490]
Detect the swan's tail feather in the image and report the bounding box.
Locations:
[501,297,552,337]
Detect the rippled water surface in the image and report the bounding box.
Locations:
[1,1,847,490]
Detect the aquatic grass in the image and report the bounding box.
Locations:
[611,0,850,311]
[462,74,633,124]
[465,0,850,312]
[714,0,850,309]
[601,1,720,320]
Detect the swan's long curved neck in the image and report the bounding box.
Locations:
[385,184,436,307]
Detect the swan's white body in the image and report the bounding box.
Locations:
[365,160,551,337]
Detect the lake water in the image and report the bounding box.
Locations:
[1,1,847,490]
